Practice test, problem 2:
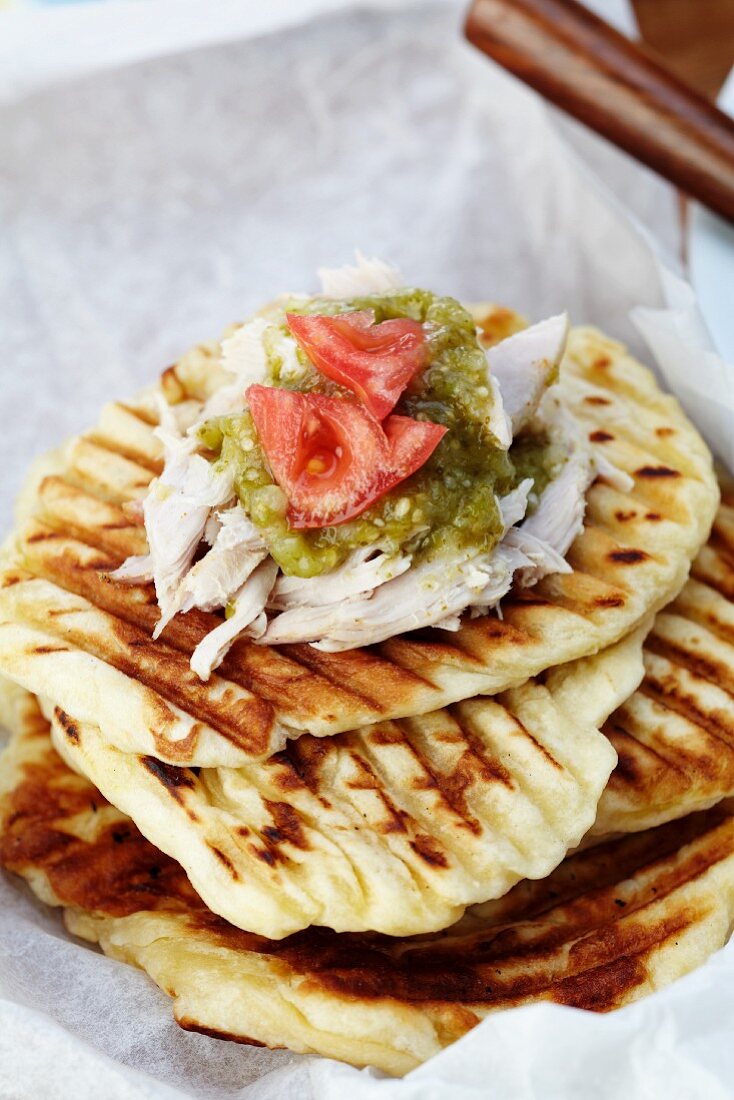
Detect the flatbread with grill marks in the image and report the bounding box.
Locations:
[2,694,733,1077]
[36,482,734,938]
[39,629,644,938]
[0,317,718,766]
[592,475,734,837]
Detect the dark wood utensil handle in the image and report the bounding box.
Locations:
[465,0,734,223]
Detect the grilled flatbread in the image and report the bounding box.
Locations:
[2,696,733,1077]
[0,321,718,766]
[40,630,644,938]
[36,483,734,938]
[593,478,734,836]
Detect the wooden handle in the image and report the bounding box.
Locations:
[465,0,734,223]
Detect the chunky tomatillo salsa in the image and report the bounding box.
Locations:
[198,289,555,579]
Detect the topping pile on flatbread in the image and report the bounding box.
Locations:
[0,259,728,1076]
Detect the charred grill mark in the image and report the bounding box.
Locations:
[692,555,734,603]
[118,402,158,428]
[33,481,146,559]
[54,708,80,745]
[409,757,484,836]
[584,395,611,405]
[638,673,734,766]
[614,510,638,523]
[589,430,614,443]
[645,512,662,522]
[605,714,693,790]
[100,520,142,532]
[368,723,407,747]
[358,725,480,832]
[160,365,186,403]
[278,644,429,712]
[290,910,691,1007]
[141,757,196,803]
[645,632,734,701]
[261,801,309,851]
[269,755,309,793]
[476,306,523,346]
[593,355,612,369]
[504,593,552,608]
[251,845,278,867]
[593,593,626,608]
[512,716,563,770]
[655,427,676,438]
[46,610,278,757]
[85,432,162,477]
[25,530,62,544]
[410,834,449,868]
[604,724,658,788]
[635,465,681,480]
[31,644,69,655]
[710,526,734,570]
[608,549,649,565]
[207,843,240,879]
[282,736,331,794]
[338,750,410,834]
[550,949,648,1011]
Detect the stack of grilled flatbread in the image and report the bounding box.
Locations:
[1,301,733,1077]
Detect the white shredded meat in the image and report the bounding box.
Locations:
[263,483,534,651]
[503,526,572,587]
[487,313,569,433]
[522,449,592,560]
[190,559,279,681]
[145,421,236,638]
[116,276,632,675]
[176,506,268,615]
[594,451,635,493]
[486,374,512,450]
[269,548,412,611]
[109,553,153,584]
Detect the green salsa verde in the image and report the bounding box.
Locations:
[199,289,558,578]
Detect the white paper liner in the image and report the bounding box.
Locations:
[0,2,732,1098]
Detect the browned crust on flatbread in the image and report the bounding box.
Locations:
[595,491,734,832]
[2,700,733,1022]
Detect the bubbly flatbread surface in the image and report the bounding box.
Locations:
[0,319,719,766]
[2,694,733,1077]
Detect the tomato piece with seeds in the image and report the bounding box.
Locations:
[247,385,446,529]
[286,310,427,419]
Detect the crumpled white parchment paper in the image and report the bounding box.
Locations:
[0,3,732,1099]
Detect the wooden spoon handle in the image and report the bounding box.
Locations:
[464,0,734,223]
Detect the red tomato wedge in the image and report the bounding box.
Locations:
[286,310,427,420]
[383,415,448,477]
[247,385,446,529]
